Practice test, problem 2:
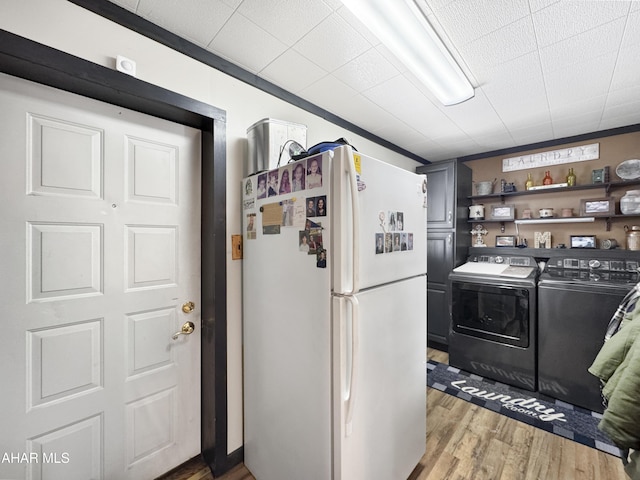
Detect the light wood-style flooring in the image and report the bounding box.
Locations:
[158,348,626,480]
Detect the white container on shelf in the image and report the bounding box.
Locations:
[620,190,640,215]
[246,118,307,176]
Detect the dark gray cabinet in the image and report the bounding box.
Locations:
[417,159,471,347]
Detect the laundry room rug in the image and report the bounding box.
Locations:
[426,360,622,458]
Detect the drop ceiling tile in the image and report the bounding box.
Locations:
[259,49,328,94]
[544,53,617,107]
[136,0,235,46]
[549,95,606,119]
[532,0,630,48]
[322,0,344,9]
[476,130,516,147]
[433,0,530,46]
[508,121,555,144]
[375,44,410,75]
[298,75,358,113]
[404,108,468,140]
[473,51,544,93]
[610,44,640,92]
[333,48,400,91]
[208,13,288,73]
[405,136,446,152]
[511,123,554,146]
[293,14,372,72]
[528,0,561,13]
[553,117,602,138]
[600,111,640,131]
[621,9,640,47]
[414,148,453,162]
[472,136,516,154]
[494,101,551,131]
[602,95,640,120]
[437,91,506,135]
[539,17,625,73]
[606,84,640,108]
[336,94,400,133]
[463,123,513,145]
[363,76,434,117]
[237,0,332,46]
[460,17,537,73]
[430,130,478,149]
[487,82,549,117]
[334,5,381,46]
[370,122,426,148]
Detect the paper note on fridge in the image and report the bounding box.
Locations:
[262,202,283,226]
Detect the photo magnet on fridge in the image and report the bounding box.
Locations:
[316,249,327,268]
[375,233,384,254]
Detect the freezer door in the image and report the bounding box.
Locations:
[333,276,427,480]
[332,146,427,294]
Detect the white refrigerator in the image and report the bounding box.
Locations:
[242,145,427,480]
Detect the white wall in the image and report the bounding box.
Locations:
[1,0,422,454]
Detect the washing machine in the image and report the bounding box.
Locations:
[537,256,639,413]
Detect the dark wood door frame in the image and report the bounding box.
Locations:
[0,29,238,476]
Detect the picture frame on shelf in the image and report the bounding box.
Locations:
[592,168,605,184]
[580,197,615,217]
[570,235,597,249]
[495,235,516,247]
[489,204,515,221]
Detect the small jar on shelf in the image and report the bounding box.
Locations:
[621,190,640,215]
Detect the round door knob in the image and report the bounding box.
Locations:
[182,301,195,314]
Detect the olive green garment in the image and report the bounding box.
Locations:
[588,308,640,452]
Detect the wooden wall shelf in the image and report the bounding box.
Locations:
[469,179,640,201]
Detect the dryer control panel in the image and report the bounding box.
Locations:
[547,257,639,272]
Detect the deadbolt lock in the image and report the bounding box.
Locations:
[182,301,195,314]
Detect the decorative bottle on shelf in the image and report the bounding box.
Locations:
[525,173,534,190]
[543,170,553,185]
[567,168,576,186]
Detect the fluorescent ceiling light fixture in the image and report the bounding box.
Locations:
[340,0,474,105]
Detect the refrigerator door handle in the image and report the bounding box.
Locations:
[344,294,359,437]
[345,149,360,294]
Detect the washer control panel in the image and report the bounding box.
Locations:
[547,257,639,272]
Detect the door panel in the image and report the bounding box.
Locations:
[333,276,426,480]
[0,73,201,480]
[332,147,427,293]
[422,162,453,229]
[426,231,454,285]
[427,287,449,345]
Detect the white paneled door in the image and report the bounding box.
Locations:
[0,74,201,480]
